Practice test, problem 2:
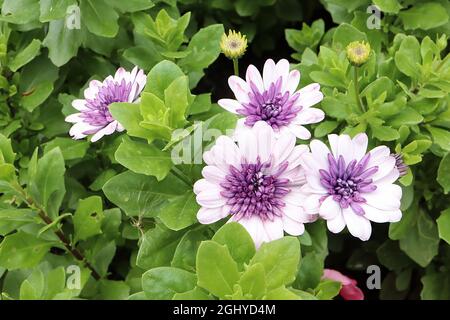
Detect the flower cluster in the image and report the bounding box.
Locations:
[65,58,403,248]
[196,59,403,247]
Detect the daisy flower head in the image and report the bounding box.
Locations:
[218,58,324,140]
[193,121,316,248]
[220,30,247,60]
[301,133,402,241]
[66,66,147,142]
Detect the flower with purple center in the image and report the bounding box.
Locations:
[66,66,146,142]
[218,58,324,139]
[300,133,402,241]
[193,121,316,248]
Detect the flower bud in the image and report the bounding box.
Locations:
[346,41,371,66]
[220,30,247,60]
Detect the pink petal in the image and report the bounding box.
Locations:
[286,70,300,93]
[352,133,368,161]
[228,76,250,103]
[202,166,226,184]
[197,206,228,224]
[262,59,276,90]
[91,121,118,142]
[293,108,325,125]
[246,64,264,93]
[196,188,225,208]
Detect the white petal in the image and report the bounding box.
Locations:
[197,206,228,224]
[114,67,128,83]
[363,184,402,211]
[303,193,323,214]
[69,122,99,140]
[91,121,118,142]
[338,134,354,165]
[193,179,214,195]
[283,189,306,206]
[327,212,346,234]
[254,121,274,163]
[72,99,89,111]
[234,215,266,248]
[228,76,250,103]
[246,64,264,93]
[343,208,372,241]
[218,99,241,114]
[84,80,102,100]
[309,139,331,170]
[371,156,396,182]
[282,215,305,236]
[65,113,83,123]
[286,70,300,93]
[352,133,368,161]
[285,145,309,172]
[202,166,226,184]
[237,124,258,163]
[362,204,402,223]
[213,135,241,169]
[263,217,284,241]
[275,59,290,91]
[368,146,390,166]
[272,132,296,167]
[293,108,325,125]
[196,188,225,208]
[319,196,340,220]
[296,83,323,108]
[288,124,311,140]
[262,59,276,89]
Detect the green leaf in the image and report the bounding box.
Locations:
[145,60,185,100]
[0,133,16,164]
[97,280,130,300]
[178,24,224,73]
[137,224,184,269]
[196,240,240,298]
[115,137,173,181]
[0,231,54,269]
[9,39,41,72]
[437,153,450,193]
[294,252,323,290]
[39,0,75,22]
[394,36,421,78]
[0,209,36,236]
[315,280,341,300]
[0,0,40,24]
[43,18,83,67]
[171,229,209,272]
[109,0,154,13]
[427,126,450,152]
[238,263,266,299]
[102,170,186,217]
[264,286,302,300]
[373,0,402,13]
[249,236,300,290]
[212,222,256,269]
[109,103,154,141]
[28,147,65,220]
[371,125,399,141]
[437,208,450,245]
[399,3,449,30]
[158,191,199,231]
[332,23,367,50]
[44,137,89,161]
[314,121,338,138]
[421,272,450,300]
[20,269,45,300]
[79,0,119,37]
[73,196,104,242]
[165,76,189,128]
[142,267,197,300]
[173,286,212,300]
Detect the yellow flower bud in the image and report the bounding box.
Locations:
[346,41,371,66]
[220,30,247,60]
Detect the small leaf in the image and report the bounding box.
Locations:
[73,196,104,242]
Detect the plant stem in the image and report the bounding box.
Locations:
[170,167,192,186]
[17,189,101,280]
[233,58,239,76]
[354,66,366,113]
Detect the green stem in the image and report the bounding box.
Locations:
[16,187,101,280]
[233,58,239,76]
[171,167,192,186]
[354,66,366,113]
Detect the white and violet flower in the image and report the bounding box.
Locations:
[66,66,146,142]
[218,58,324,139]
[301,133,402,241]
[193,121,316,248]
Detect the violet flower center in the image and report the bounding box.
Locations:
[220,157,290,221]
[81,79,133,129]
[319,153,379,215]
[238,77,301,130]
